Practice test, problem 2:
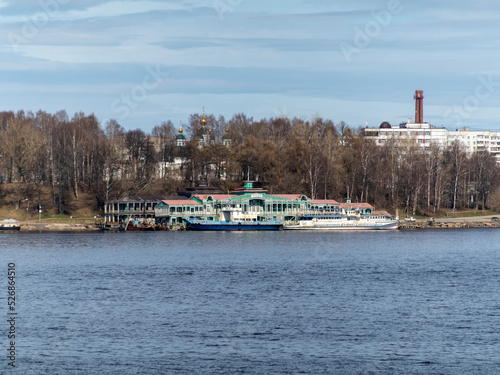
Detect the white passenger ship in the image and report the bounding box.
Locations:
[284,203,399,231]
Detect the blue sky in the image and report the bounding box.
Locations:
[1,0,500,132]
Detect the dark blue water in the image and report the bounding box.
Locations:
[1,230,500,374]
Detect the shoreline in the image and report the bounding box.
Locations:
[399,220,500,230]
[9,218,500,232]
[20,223,102,232]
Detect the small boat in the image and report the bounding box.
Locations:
[96,223,124,231]
[184,206,283,231]
[284,211,398,231]
[124,218,167,231]
[0,219,21,231]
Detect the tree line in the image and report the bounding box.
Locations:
[0,109,499,215]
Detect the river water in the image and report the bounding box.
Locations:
[1,229,500,374]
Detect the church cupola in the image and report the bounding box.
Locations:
[222,125,231,146]
[200,106,207,130]
[176,123,186,147]
[197,107,211,147]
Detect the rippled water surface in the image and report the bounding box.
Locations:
[1,230,500,374]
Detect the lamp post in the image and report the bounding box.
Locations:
[26,198,29,224]
[39,205,42,223]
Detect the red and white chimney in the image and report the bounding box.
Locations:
[414,90,424,123]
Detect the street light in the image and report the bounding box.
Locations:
[26,198,29,224]
[39,205,42,223]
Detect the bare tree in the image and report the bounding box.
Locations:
[446,142,467,211]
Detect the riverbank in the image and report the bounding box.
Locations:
[21,223,101,232]
[399,217,500,229]
[11,218,500,232]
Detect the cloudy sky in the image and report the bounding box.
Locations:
[1,0,500,132]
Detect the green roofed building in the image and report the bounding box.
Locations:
[154,180,340,226]
[105,181,342,227]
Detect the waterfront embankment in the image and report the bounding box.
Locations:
[21,223,101,232]
[13,217,500,232]
[399,216,500,229]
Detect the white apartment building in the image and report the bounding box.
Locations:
[447,128,500,157]
[364,121,500,160]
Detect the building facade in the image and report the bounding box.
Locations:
[154,181,318,225]
[364,90,500,160]
[104,181,361,226]
[104,196,166,224]
[364,122,500,160]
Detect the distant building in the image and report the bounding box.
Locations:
[447,127,500,156]
[364,121,500,160]
[222,126,232,147]
[176,125,186,147]
[195,110,214,148]
[363,90,500,160]
[364,120,448,151]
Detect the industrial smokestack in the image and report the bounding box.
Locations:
[414,90,424,123]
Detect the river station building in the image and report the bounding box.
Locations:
[104,108,379,226]
[104,181,343,226]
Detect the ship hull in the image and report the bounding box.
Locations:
[185,220,282,231]
[0,226,21,231]
[284,220,399,231]
[0,220,21,231]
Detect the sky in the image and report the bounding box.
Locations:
[1,0,500,132]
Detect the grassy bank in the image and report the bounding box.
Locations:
[411,209,500,220]
[0,183,99,223]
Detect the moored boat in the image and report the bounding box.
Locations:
[184,206,282,231]
[0,219,21,231]
[284,209,398,231]
[124,218,167,231]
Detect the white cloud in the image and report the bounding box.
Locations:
[16,43,339,71]
[58,1,190,21]
[0,1,190,23]
[2,0,500,130]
